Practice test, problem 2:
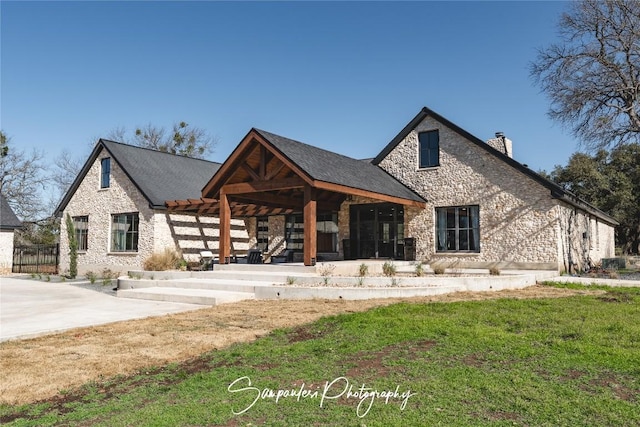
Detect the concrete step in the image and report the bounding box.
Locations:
[117,277,276,293]
[117,287,255,305]
[191,270,317,283]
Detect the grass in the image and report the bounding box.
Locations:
[1,284,639,426]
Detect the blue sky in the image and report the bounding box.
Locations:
[3,1,575,181]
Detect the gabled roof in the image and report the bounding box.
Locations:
[55,140,221,215]
[1,195,22,230]
[253,129,425,203]
[373,107,619,226]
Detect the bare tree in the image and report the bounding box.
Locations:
[0,131,48,220]
[50,149,84,200]
[127,121,215,159]
[531,0,640,151]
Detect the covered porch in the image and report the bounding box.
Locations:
[166,128,425,266]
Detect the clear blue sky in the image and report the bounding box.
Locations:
[3,1,576,178]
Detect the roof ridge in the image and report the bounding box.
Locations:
[253,128,364,163]
[99,139,222,165]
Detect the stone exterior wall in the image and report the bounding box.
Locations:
[60,149,156,276]
[555,203,615,273]
[377,116,565,270]
[265,215,286,260]
[0,230,14,274]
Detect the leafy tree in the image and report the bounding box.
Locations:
[0,131,48,220]
[549,144,640,254]
[531,0,640,151]
[0,133,8,157]
[65,214,78,279]
[15,217,59,246]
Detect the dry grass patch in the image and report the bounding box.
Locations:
[0,285,599,405]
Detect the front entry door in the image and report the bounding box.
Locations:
[349,203,404,259]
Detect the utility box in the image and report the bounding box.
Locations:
[602,257,626,270]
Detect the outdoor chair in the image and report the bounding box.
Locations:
[199,250,215,270]
[247,249,263,264]
[271,249,294,264]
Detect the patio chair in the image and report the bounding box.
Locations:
[199,250,215,270]
[271,249,294,264]
[247,249,263,264]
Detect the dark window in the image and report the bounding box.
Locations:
[285,214,304,251]
[436,206,479,252]
[73,216,89,252]
[256,217,269,251]
[111,213,139,252]
[317,212,338,252]
[101,158,111,188]
[419,130,439,168]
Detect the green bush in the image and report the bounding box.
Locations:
[382,261,396,277]
[358,263,368,277]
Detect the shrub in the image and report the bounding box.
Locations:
[358,263,369,277]
[318,263,336,285]
[65,214,78,279]
[415,263,424,277]
[489,266,501,276]
[143,248,182,271]
[432,265,446,275]
[286,276,297,285]
[356,277,365,287]
[382,261,396,277]
[86,271,97,284]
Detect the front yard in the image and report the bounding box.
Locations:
[1,283,638,426]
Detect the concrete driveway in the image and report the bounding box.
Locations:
[0,276,204,342]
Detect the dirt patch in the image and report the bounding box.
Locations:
[597,291,634,303]
[582,373,639,402]
[0,285,599,405]
[344,339,436,379]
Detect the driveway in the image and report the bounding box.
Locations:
[0,276,204,341]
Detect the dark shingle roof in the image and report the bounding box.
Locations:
[254,129,425,203]
[55,140,221,215]
[1,195,22,229]
[101,140,221,207]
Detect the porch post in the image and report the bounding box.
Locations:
[303,184,317,266]
[219,190,231,264]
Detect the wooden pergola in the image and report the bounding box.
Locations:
[166,129,425,266]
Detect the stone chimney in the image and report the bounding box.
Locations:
[486,132,513,158]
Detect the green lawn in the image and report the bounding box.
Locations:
[2,284,639,426]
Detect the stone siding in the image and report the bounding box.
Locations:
[377,116,564,270]
[266,215,287,260]
[60,150,155,276]
[555,203,615,273]
[60,148,250,275]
